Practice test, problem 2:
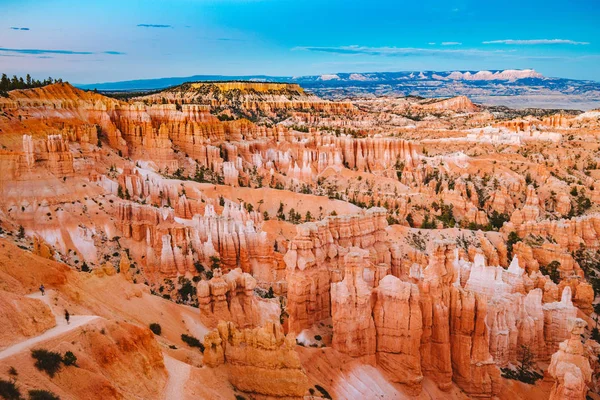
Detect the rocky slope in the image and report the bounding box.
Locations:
[1,80,600,399]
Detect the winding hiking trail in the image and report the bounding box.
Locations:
[0,291,100,361]
[0,290,193,399]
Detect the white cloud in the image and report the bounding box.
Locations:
[441,42,462,46]
[483,39,589,45]
[294,45,505,58]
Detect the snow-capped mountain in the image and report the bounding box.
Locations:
[77,69,600,110]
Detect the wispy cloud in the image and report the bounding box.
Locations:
[137,24,172,28]
[294,45,506,58]
[483,39,590,45]
[10,27,30,31]
[0,47,124,56]
[0,47,93,55]
[441,42,462,46]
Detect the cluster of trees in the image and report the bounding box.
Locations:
[0,74,62,96]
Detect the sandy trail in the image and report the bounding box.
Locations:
[3,291,192,399]
[0,291,100,361]
[162,354,191,400]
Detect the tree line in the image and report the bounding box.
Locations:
[0,73,62,97]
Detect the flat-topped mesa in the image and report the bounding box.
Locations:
[415,95,479,113]
[191,81,306,94]
[203,320,309,399]
[284,207,390,332]
[138,81,355,114]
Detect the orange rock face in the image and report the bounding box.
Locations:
[197,267,258,328]
[331,248,377,358]
[548,318,593,400]
[373,275,423,392]
[449,286,501,397]
[0,290,56,347]
[203,320,309,398]
[2,80,600,399]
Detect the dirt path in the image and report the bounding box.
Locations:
[0,291,100,361]
[4,290,192,399]
[163,354,191,400]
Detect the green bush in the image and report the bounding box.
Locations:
[540,260,561,284]
[500,345,542,385]
[314,384,332,399]
[149,323,162,336]
[62,351,77,367]
[181,334,204,352]
[31,349,63,377]
[28,389,61,400]
[0,378,21,400]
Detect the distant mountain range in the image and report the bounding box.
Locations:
[76,69,600,110]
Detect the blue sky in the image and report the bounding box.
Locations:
[0,0,599,83]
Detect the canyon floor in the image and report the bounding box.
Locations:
[0,80,599,399]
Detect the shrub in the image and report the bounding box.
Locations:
[181,334,204,352]
[8,366,18,378]
[314,384,332,399]
[592,327,600,342]
[193,261,205,274]
[314,335,322,341]
[31,349,63,377]
[0,378,21,400]
[28,389,60,400]
[149,323,162,335]
[506,231,521,260]
[177,278,196,302]
[500,345,543,384]
[489,211,509,230]
[62,351,77,367]
[540,260,561,284]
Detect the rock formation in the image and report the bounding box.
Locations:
[548,318,593,400]
[330,249,377,358]
[197,268,258,328]
[203,320,309,398]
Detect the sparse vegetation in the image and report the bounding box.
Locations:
[0,378,21,400]
[62,351,77,367]
[149,323,162,335]
[0,73,61,97]
[500,345,542,384]
[181,334,204,352]
[28,389,61,400]
[31,349,63,377]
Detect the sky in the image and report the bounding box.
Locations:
[0,0,599,84]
